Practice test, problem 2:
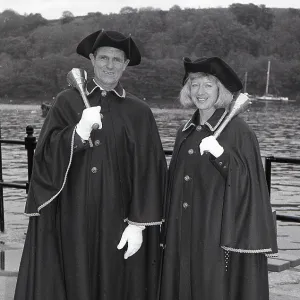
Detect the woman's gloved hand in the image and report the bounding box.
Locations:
[117,224,145,259]
[199,136,224,157]
[76,106,102,140]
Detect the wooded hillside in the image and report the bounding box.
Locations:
[0,4,300,103]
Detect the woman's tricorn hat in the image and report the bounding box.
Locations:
[182,56,243,93]
[76,29,141,66]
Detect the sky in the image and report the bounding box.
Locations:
[1,0,300,20]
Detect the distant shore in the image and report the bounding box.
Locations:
[0,98,182,109]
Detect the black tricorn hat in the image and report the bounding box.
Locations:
[76,29,141,66]
[182,57,243,93]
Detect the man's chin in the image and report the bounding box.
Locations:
[95,78,118,89]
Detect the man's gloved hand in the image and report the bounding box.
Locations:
[76,106,102,140]
[117,224,145,259]
[199,136,224,157]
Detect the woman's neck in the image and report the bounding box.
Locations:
[199,108,216,125]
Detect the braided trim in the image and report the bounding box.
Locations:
[24,128,76,217]
[265,253,278,258]
[24,212,40,217]
[221,246,272,254]
[124,218,163,226]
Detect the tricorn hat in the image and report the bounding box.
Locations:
[76,29,141,66]
[182,56,243,93]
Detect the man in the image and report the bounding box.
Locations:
[14,30,167,300]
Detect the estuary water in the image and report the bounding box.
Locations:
[0,100,299,245]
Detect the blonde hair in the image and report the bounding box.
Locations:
[179,72,233,109]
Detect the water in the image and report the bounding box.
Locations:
[0,101,300,245]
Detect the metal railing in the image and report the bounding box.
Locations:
[0,127,299,234]
[164,152,300,224]
[0,125,36,232]
[264,155,300,223]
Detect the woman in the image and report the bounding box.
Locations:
[159,57,278,300]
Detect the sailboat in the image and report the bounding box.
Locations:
[243,71,255,100]
[256,60,289,101]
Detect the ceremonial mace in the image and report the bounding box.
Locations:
[66,68,99,130]
[213,93,250,138]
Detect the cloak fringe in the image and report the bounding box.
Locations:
[125,218,163,226]
[221,245,272,254]
[24,128,76,217]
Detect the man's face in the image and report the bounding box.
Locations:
[89,47,129,90]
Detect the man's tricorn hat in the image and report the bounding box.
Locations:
[182,56,243,93]
[76,29,141,66]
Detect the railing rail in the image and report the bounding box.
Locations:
[265,156,300,194]
[0,127,299,235]
[0,125,36,232]
[264,155,300,223]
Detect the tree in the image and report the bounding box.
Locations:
[120,7,138,14]
[61,10,74,24]
[170,5,181,11]
[229,3,274,30]
[23,13,48,31]
[0,9,24,36]
[0,36,29,58]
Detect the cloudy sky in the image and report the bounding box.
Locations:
[1,0,300,20]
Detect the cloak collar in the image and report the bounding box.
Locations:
[182,108,227,132]
[86,79,126,98]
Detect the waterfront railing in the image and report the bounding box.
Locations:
[0,125,36,232]
[0,125,299,233]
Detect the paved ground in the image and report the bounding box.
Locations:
[0,219,299,300]
[0,276,17,300]
[269,267,300,299]
[1,271,300,300]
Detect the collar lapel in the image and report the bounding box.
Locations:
[205,109,227,132]
[86,79,126,98]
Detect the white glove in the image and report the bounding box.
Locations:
[199,136,224,157]
[117,224,145,259]
[76,106,102,140]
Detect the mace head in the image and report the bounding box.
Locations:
[66,68,88,89]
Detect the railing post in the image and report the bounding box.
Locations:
[24,126,37,193]
[265,156,272,196]
[0,125,4,232]
[0,251,4,270]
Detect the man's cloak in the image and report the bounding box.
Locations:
[14,81,167,300]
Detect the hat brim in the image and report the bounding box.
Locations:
[76,30,141,66]
[182,57,243,93]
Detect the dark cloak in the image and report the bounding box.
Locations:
[14,80,167,300]
[159,108,277,300]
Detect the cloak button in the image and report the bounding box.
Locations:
[94,140,101,146]
[184,175,191,181]
[101,90,107,97]
[183,202,189,209]
[188,149,194,155]
[91,167,98,173]
[196,125,202,131]
[219,161,223,166]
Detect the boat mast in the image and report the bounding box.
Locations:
[244,71,248,93]
[265,60,270,95]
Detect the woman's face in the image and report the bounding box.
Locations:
[190,75,219,111]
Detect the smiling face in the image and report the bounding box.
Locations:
[190,74,219,112]
[89,46,129,90]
